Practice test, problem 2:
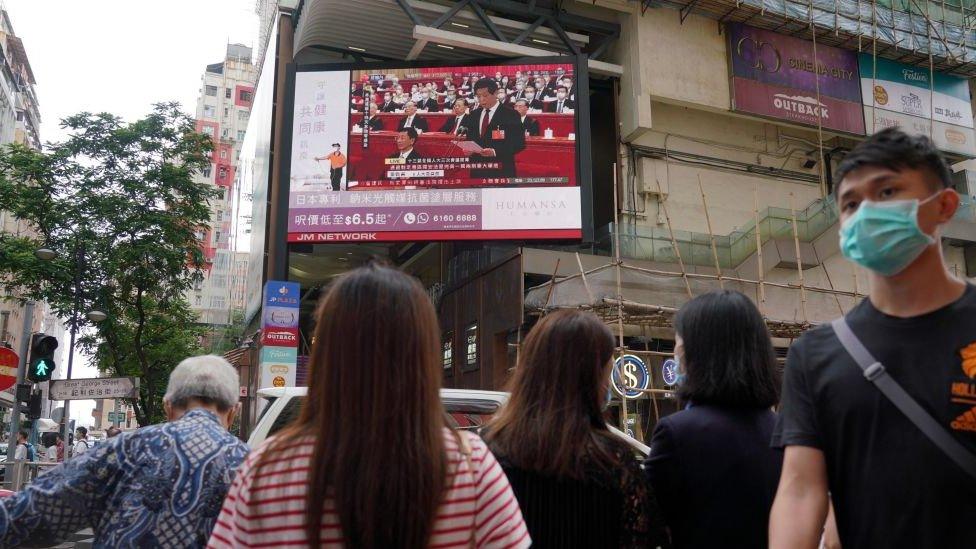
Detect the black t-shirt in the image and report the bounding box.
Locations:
[773,284,976,548]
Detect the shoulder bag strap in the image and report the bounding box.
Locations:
[831,317,976,481]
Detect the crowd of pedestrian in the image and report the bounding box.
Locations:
[0,127,971,548]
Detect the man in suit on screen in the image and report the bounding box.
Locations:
[365,103,384,132]
[388,127,422,164]
[396,102,429,133]
[514,99,540,137]
[440,98,469,134]
[460,78,526,179]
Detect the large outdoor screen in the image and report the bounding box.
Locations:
[285,58,585,242]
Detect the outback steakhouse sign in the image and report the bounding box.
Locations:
[728,23,865,135]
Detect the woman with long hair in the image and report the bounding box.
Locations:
[208,264,529,548]
[484,310,669,548]
[643,290,782,549]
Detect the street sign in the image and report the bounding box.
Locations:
[611,354,650,400]
[662,358,680,386]
[49,377,140,401]
[107,412,123,423]
[0,348,18,392]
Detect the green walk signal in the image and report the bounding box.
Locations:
[27,334,58,383]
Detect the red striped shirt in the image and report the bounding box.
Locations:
[207,429,529,548]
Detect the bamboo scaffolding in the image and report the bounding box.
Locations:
[790,194,809,322]
[575,252,595,304]
[698,176,724,289]
[652,169,693,298]
[612,162,630,433]
[543,258,561,311]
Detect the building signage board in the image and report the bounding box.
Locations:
[728,23,865,135]
[611,355,650,400]
[859,54,976,156]
[259,281,300,390]
[50,377,140,401]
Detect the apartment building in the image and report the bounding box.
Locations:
[189,43,257,328]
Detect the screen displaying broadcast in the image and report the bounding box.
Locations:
[287,59,583,242]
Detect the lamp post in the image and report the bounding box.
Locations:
[34,242,108,447]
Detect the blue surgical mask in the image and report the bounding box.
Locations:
[839,193,940,276]
[673,356,686,386]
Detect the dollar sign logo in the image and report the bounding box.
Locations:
[624,362,639,389]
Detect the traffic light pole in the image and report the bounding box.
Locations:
[5,301,32,481]
[61,241,84,449]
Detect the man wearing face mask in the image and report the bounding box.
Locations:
[521,86,544,111]
[416,89,440,112]
[314,143,347,191]
[380,93,399,113]
[769,127,976,549]
[546,86,575,114]
[0,356,248,548]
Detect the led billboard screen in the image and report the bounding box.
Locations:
[285,58,585,242]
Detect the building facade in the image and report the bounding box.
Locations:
[234,0,976,437]
[189,44,257,329]
[0,8,68,416]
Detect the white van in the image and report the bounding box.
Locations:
[248,387,650,456]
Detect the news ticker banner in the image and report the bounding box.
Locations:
[287,60,582,242]
[260,281,300,390]
[287,186,582,242]
[859,53,976,156]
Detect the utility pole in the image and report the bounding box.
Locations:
[5,301,33,480]
[61,242,84,449]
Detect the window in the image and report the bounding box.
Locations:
[237,110,248,121]
[211,274,228,289]
[193,278,203,291]
[221,129,229,138]
[0,311,9,343]
[463,324,478,372]
[214,230,222,244]
[210,296,226,309]
[237,130,246,141]
[195,295,202,306]
[442,332,454,374]
[205,85,218,96]
[201,164,212,178]
[239,90,253,102]
[220,150,228,159]
[203,105,216,118]
[218,166,228,179]
[225,88,232,99]
[201,126,214,137]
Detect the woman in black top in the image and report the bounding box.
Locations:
[644,290,783,549]
[484,310,669,548]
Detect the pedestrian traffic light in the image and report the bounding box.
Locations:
[27,334,58,383]
[15,382,31,405]
[27,391,41,420]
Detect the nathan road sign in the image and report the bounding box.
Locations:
[49,377,140,401]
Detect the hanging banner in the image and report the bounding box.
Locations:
[728,23,865,135]
[259,281,300,390]
[859,54,976,156]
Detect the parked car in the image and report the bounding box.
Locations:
[248,387,650,456]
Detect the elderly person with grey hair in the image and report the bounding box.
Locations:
[0,355,249,548]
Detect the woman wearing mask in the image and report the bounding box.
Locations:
[643,290,782,549]
[485,310,669,548]
[209,264,530,548]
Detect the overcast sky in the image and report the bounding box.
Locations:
[4,0,257,426]
[6,0,258,143]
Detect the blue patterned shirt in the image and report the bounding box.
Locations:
[0,409,249,548]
